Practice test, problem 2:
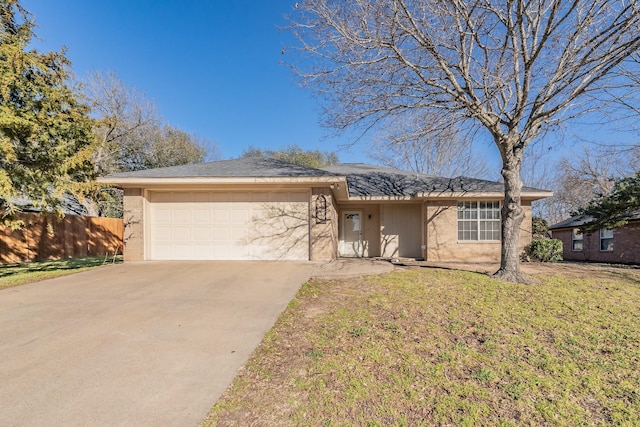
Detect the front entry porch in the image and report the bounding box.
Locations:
[336,203,423,259]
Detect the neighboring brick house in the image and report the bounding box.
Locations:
[100,158,551,262]
[550,214,640,264]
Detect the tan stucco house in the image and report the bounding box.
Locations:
[99,158,551,262]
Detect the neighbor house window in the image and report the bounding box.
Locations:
[600,229,614,251]
[571,229,583,251]
[457,201,501,241]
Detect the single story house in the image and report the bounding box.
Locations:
[99,158,551,262]
[550,214,640,264]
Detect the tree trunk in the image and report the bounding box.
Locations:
[494,149,532,283]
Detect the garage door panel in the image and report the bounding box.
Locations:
[233,210,251,224]
[244,201,308,260]
[153,245,172,259]
[173,244,193,259]
[173,210,191,223]
[212,207,230,222]
[154,227,172,241]
[234,226,250,241]
[211,246,229,258]
[212,226,230,241]
[191,244,212,259]
[172,226,192,241]
[153,209,172,224]
[192,210,211,224]
[192,227,213,241]
[149,191,309,260]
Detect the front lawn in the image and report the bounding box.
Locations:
[0,256,122,290]
[203,264,640,426]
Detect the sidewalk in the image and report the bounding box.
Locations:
[311,258,395,278]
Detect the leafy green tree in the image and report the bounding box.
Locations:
[242,144,339,168]
[526,239,563,262]
[86,71,211,175]
[577,171,640,233]
[83,71,214,217]
[143,125,208,169]
[0,0,95,220]
[531,216,549,240]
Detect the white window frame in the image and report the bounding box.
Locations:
[600,229,614,252]
[457,201,501,241]
[571,229,583,252]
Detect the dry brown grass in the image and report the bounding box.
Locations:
[202,263,640,426]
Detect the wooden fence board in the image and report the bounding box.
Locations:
[1,213,123,264]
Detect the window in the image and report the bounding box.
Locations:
[571,229,583,251]
[600,229,614,251]
[457,201,501,241]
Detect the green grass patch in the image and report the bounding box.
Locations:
[202,267,640,426]
[0,256,122,290]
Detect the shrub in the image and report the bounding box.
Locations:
[532,216,550,239]
[526,239,563,262]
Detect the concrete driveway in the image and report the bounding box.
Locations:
[0,261,319,427]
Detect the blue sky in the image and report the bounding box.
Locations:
[21,1,638,181]
[23,0,369,162]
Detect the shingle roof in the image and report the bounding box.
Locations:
[550,212,640,230]
[320,163,546,197]
[102,159,550,199]
[549,215,595,230]
[12,193,88,216]
[103,157,335,178]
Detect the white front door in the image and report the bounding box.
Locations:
[340,211,363,257]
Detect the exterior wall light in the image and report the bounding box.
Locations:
[316,194,328,224]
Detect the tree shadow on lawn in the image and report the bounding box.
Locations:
[393,260,640,285]
[0,256,122,279]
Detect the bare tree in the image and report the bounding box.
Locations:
[369,110,489,178]
[289,0,640,282]
[519,139,561,221]
[85,71,216,174]
[85,70,159,175]
[539,145,639,224]
[84,71,216,217]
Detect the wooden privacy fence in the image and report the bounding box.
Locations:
[0,212,123,264]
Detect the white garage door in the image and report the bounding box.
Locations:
[148,191,309,260]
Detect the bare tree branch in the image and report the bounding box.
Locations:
[288,0,640,281]
[83,71,218,217]
[369,109,489,178]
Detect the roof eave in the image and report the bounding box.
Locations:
[520,191,554,201]
[97,176,347,188]
[337,195,416,202]
[334,190,554,202]
[550,216,640,230]
[415,191,553,200]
